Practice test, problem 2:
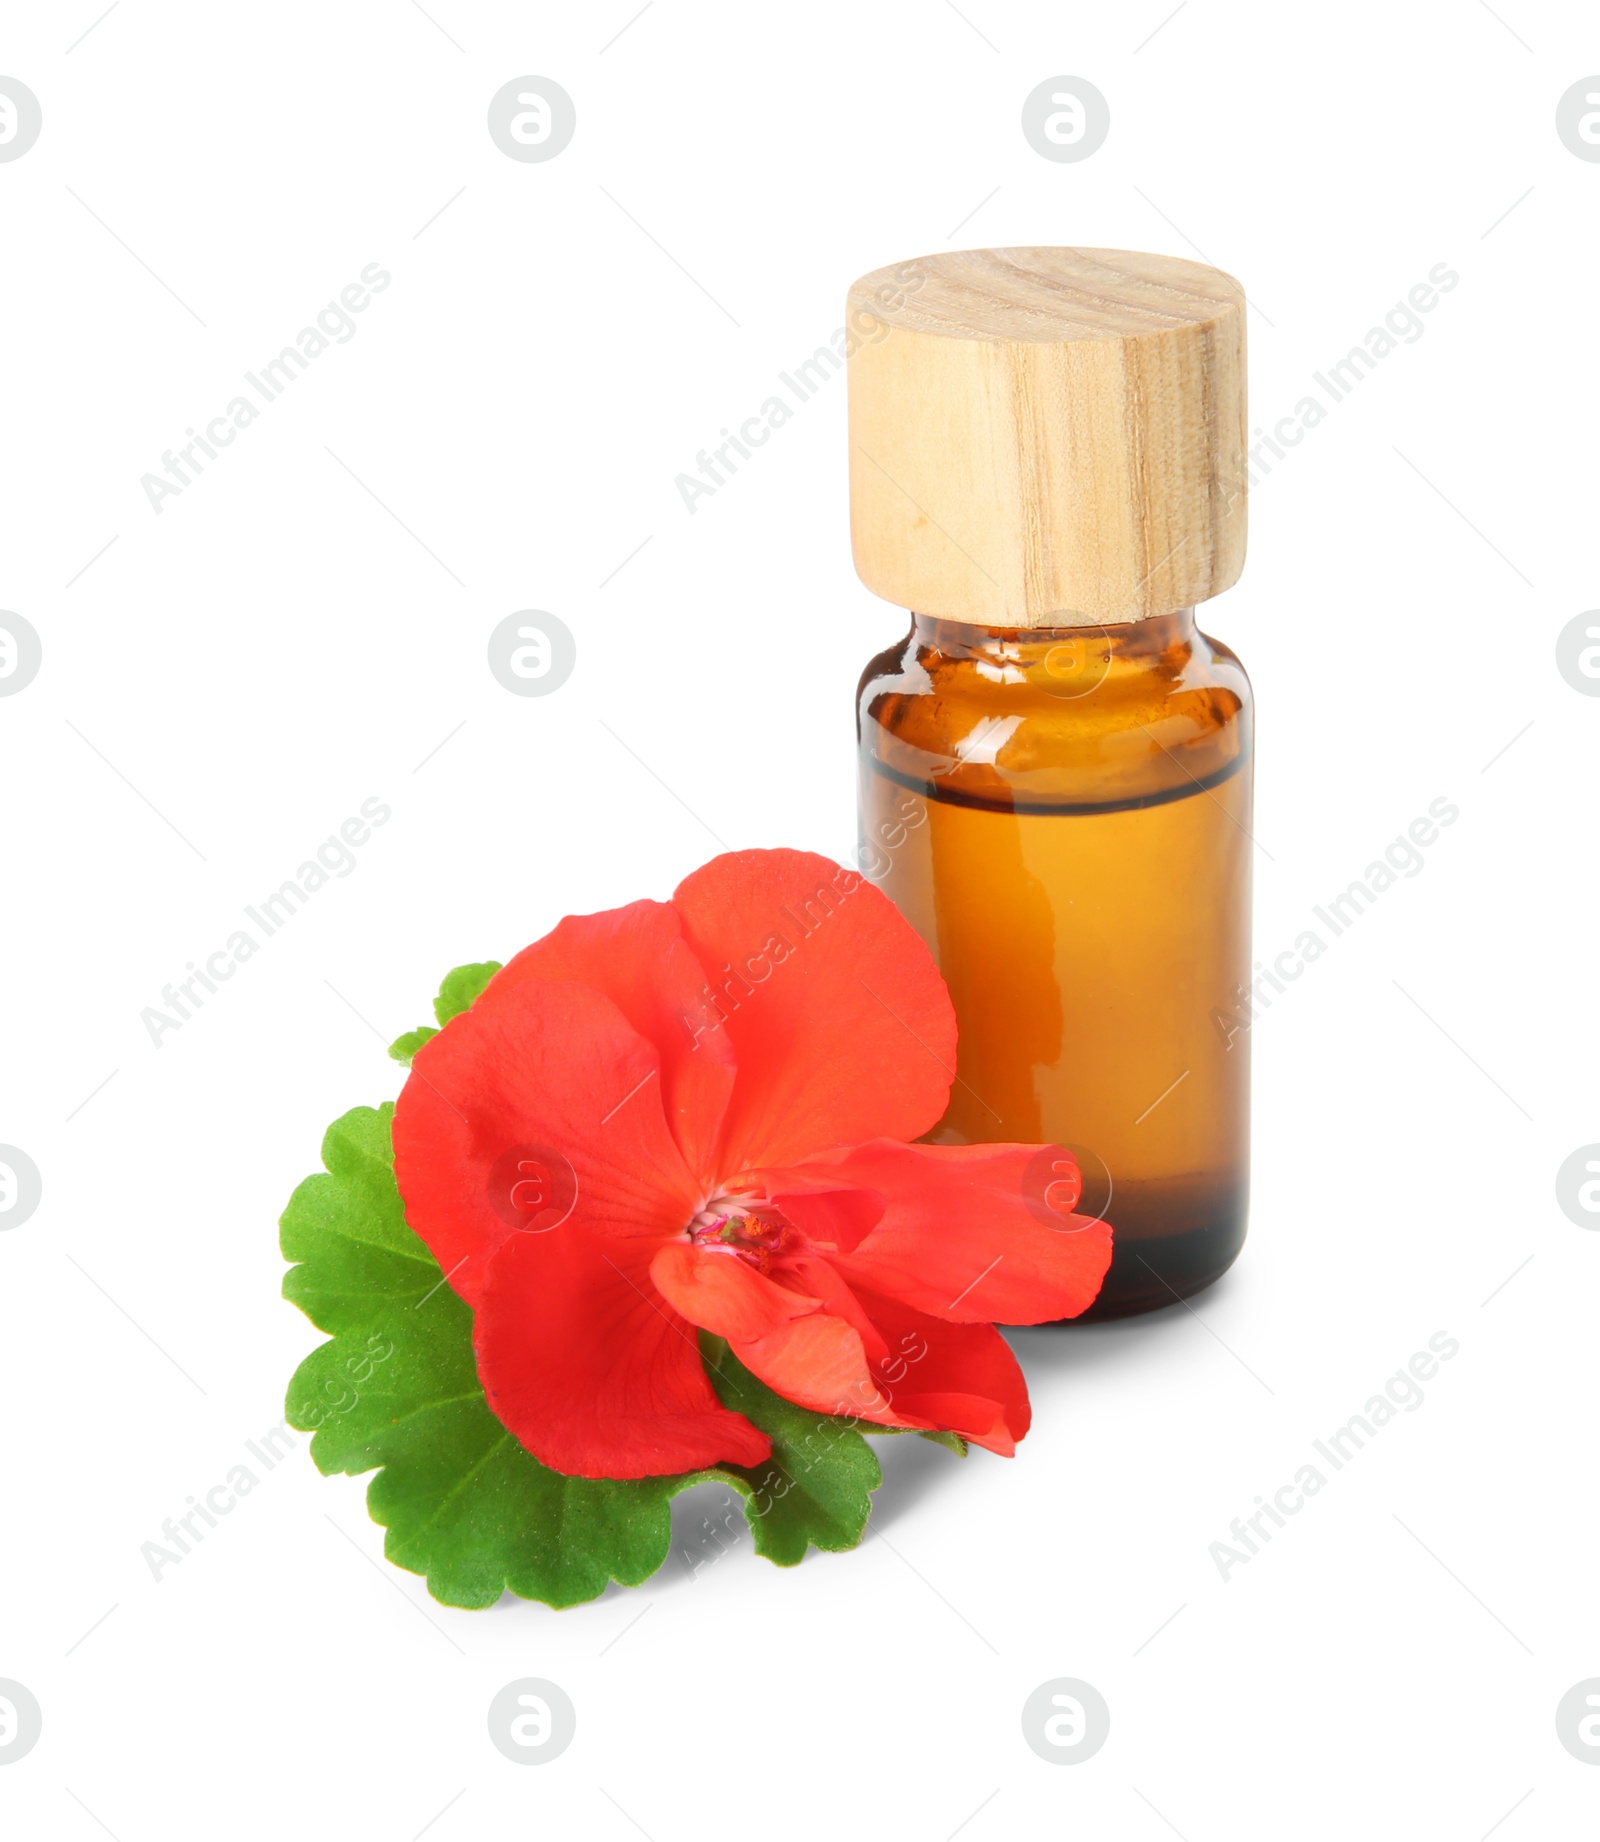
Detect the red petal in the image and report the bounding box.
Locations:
[781,1253,890,1366]
[669,850,956,1175]
[728,1311,897,1427]
[485,900,735,1189]
[649,1242,820,1343]
[774,1187,885,1256]
[850,1285,1032,1455]
[477,1230,770,1479]
[725,1276,1031,1455]
[393,978,702,1310]
[773,1141,1113,1324]
[886,1393,1019,1456]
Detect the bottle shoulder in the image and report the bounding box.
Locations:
[858,616,1252,810]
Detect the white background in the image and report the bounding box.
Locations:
[2,1,1596,1835]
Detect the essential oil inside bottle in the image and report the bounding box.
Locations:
[858,610,1252,1318]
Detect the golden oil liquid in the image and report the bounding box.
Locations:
[858,612,1252,1318]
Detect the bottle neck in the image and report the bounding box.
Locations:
[911,609,1197,694]
[912,608,1196,656]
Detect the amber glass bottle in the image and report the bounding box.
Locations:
[858,612,1252,1316]
[846,247,1253,1318]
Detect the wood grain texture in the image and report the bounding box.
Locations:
[846,248,1247,627]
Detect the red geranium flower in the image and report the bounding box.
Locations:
[392,850,1111,1479]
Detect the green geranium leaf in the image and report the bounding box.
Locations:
[861,1424,969,1456]
[386,1026,437,1067]
[433,960,502,1027]
[701,1335,882,1565]
[281,1104,699,1609]
[385,962,502,1066]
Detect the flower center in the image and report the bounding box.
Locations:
[688,1194,796,1275]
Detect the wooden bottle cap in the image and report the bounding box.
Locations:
[846,247,1247,628]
